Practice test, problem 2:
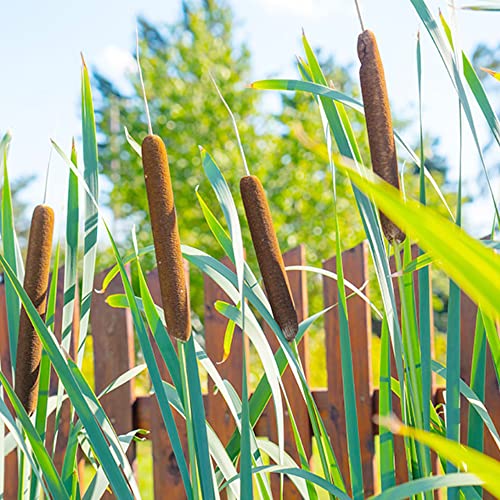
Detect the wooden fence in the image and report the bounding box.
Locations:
[0,241,499,499]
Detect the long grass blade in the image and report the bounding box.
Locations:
[78,56,99,367]
[184,337,216,500]
[378,318,396,489]
[1,146,20,369]
[380,416,500,498]
[409,0,499,222]
[0,372,68,499]
[334,160,500,319]
[0,254,136,498]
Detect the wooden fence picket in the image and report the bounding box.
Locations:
[204,256,249,446]
[323,241,375,496]
[44,267,81,475]
[92,265,137,497]
[0,279,18,500]
[146,264,190,500]
[459,290,500,500]
[263,245,310,499]
[0,241,498,498]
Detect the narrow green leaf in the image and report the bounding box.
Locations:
[0,372,69,499]
[1,149,20,368]
[410,0,499,221]
[369,473,482,499]
[78,56,99,367]
[380,417,500,498]
[0,254,135,499]
[334,160,500,319]
[184,337,216,499]
[133,257,193,498]
[379,318,395,489]
[432,360,500,450]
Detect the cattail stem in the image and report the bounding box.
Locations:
[353,0,365,31]
[15,204,54,415]
[240,175,298,341]
[142,134,191,341]
[136,26,153,136]
[358,30,406,244]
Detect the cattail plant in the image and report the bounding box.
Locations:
[136,33,190,341]
[15,204,54,415]
[141,134,191,341]
[240,175,299,341]
[357,29,406,244]
[208,72,299,342]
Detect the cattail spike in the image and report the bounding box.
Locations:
[142,134,191,341]
[240,175,298,341]
[358,30,405,244]
[15,204,54,415]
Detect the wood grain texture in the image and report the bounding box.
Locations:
[147,264,189,500]
[323,241,375,496]
[264,245,310,499]
[92,265,136,497]
[0,278,18,499]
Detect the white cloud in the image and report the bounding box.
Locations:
[95,45,136,82]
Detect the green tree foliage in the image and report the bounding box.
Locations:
[94,2,364,261]
[94,0,450,319]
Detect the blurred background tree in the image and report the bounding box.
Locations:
[94,0,456,336]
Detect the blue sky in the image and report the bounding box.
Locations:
[1,0,499,238]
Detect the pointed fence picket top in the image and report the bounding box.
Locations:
[0,241,499,498]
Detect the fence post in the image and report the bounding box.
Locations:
[0,277,18,499]
[43,267,81,476]
[262,245,310,499]
[388,243,434,483]
[323,241,375,496]
[459,291,477,447]
[92,265,136,496]
[388,244,412,485]
[146,264,189,500]
[204,256,249,446]
[459,290,499,500]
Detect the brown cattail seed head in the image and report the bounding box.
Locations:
[240,175,298,341]
[142,134,191,341]
[15,204,54,415]
[358,30,406,244]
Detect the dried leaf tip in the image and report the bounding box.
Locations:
[373,414,403,434]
